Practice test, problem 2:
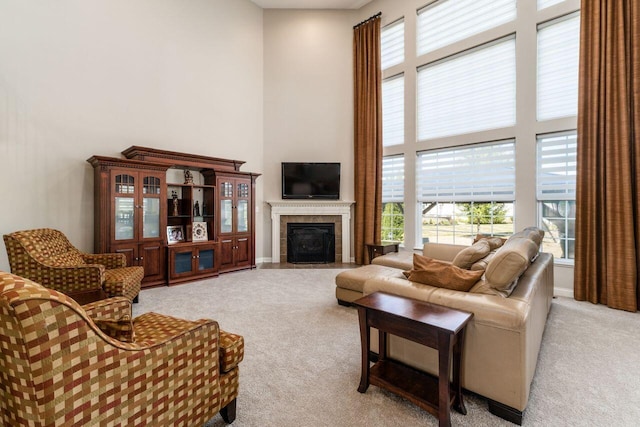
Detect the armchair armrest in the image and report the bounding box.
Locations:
[33,263,106,294]
[82,297,132,319]
[83,253,127,269]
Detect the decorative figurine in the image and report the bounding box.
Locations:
[193,201,200,217]
[184,170,194,184]
[172,191,179,217]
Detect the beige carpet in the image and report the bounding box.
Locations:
[132,268,640,426]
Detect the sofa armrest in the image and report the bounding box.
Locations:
[83,253,127,269]
[422,243,468,262]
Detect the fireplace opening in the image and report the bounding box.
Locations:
[287,223,335,264]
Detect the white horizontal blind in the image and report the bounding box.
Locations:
[537,131,577,200]
[383,75,404,146]
[538,0,565,10]
[417,0,516,56]
[537,13,581,120]
[417,37,516,140]
[416,141,515,202]
[381,19,404,70]
[382,155,404,202]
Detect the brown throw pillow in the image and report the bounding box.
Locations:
[452,240,491,269]
[93,314,135,343]
[404,254,484,292]
[473,234,507,249]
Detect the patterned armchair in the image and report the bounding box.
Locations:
[3,228,142,304]
[0,271,244,426]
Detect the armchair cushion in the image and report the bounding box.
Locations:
[92,314,135,342]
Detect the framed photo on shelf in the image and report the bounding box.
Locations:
[192,221,208,242]
[167,225,185,244]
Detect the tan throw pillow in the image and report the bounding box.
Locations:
[484,238,539,297]
[452,240,491,269]
[404,254,484,292]
[93,314,135,343]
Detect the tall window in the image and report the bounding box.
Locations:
[382,75,404,147]
[417,37,516,140]
[381,19,404,70]
[537,131,577,261]
[417,141,515,245]
[537,13,581,120]
[382,155,404,243]
[417,0,516,55]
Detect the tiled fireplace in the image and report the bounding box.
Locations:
[267,200,354,263]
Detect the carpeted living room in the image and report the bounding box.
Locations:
[1,0,639,426]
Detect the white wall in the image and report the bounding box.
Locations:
[0,0,264,271]
[262,9,355,261]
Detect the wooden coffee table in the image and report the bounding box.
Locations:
[354,292,473,427]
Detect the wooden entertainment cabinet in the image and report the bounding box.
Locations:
[88,146,260,288]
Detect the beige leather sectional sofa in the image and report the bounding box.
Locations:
[335,230,554,425]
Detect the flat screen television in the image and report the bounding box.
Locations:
[281,162,340,200]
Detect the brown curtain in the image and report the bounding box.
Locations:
[574,0,640,311]
[353,14,383,265]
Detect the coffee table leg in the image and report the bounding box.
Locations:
[452,328,467,415]
[357,306,370,393]
[438,332,453,427]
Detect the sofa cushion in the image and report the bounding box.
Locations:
[510,226,544,246]
[404,254,483,292]
[335,264,404,293]
[470,249,498,271]
[473,234,507,249]
[48,250,85,267]
[452,240,491,269]
[484,236,540,297]
[371,250,414,270]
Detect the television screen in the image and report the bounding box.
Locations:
[282,162,340,200]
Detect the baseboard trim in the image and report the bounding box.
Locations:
[553,287,574,298]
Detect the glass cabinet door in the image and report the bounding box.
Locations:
[236,182,249,233]
[237,200,248,233]
[220,200,233,233]
[142,176,161,239]
[219,181,234,234]
[114,174,135,240]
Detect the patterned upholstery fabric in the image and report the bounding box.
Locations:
[3,228,142,303]
[220,330,245,373]
[0,271,242,426]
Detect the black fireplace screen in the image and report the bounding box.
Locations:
[287,223,335,264]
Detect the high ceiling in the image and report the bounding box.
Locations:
[250,0,372,9]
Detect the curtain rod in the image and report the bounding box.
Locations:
[353,12,381,29]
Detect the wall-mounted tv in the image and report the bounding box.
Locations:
[282,162,341,200]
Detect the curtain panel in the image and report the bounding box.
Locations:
[353,15,383,265]
[574,0,640,311]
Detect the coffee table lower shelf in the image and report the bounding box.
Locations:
[370,359,454,418]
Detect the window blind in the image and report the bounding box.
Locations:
[536,131,577,200]
[417,0,516,56]
[382,155,404,202]
[537,13,580,121]
[417,37,516,140]
[381,19,404,70]
[383,74,404,147]
[416,141,515,202]
[538,0,565,10]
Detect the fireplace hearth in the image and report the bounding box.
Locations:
[287,223,335,264]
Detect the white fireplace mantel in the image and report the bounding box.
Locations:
[267,200,354,263]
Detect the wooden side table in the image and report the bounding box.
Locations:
[365,242,399,263]
[354,292,473,427]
